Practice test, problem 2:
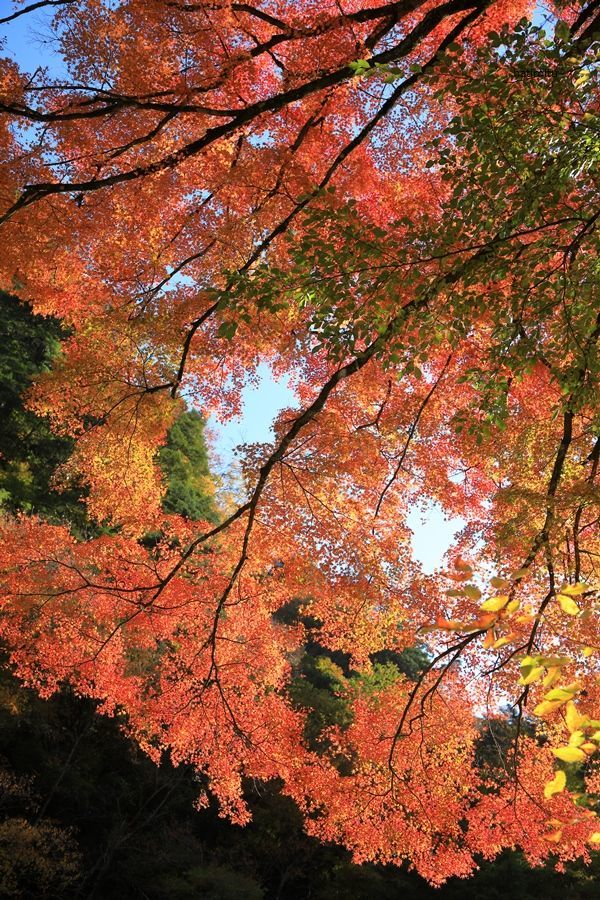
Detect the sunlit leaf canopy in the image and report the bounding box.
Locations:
[0,0,600,883]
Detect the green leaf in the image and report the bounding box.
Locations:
[217,321,238,340]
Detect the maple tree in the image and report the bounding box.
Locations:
[1,0,600,884]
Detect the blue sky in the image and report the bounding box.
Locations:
[1,4,68,76]
[2,3,469,572]
[207,363,296,469]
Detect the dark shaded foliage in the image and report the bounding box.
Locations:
[0,292,85,529]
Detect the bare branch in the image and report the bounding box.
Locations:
[0,0,76,26]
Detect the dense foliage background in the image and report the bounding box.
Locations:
[0,292,598,898]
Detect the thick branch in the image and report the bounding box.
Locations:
[0,0,76,25]
[0,0,487,223]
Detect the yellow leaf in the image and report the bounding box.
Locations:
[557,594,580,616]
[568,730,585,748]
[560,583,586,596]
[582,742,597,756]
[506,599,520,613]
[493,635,512,649]
[541,656,571,668]
[544,770,567,799]
[480,595,509,612]
[565,701,589,733]
[518,666,545,686]
[534,699,566,717]
[520,655,539,669]
[552,746,587,763]
[583,647,595,658]
[589,833,600,844]
[545,686,577,702]
[543,668,561,689]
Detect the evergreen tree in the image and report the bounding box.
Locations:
[0,292,83,526]
[158,411,218,523]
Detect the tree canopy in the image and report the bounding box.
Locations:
[1,0,600,885]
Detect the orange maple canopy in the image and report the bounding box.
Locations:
[1,0,600,882]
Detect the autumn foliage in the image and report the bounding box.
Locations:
[1,0,600,884]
